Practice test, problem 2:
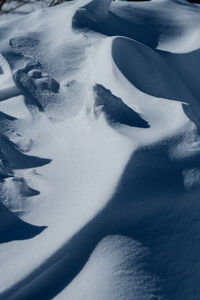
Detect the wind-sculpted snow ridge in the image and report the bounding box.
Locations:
[112,37,200,128]
[73,0,200,51]
[0,0,200,299]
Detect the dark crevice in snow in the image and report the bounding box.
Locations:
[94,84,149,128]
[0,111,17,121]
[0,133,51,170]
[0,202,46,244]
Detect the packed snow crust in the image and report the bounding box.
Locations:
[0,0,200,299]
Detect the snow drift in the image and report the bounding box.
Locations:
[0,0,200,299]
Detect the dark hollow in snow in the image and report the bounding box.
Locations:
[0,203,46,244]
[0,156,13,179]
[13,63,60,112]
[0,112,17,121]
[0,133,51,170]
[94,84,149,128]
[12,177,40,198]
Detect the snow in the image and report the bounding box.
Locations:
[0,0,200,299]
[56,235,157,300]
[84,0,112,19]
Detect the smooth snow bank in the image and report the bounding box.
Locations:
[56,235,157,300]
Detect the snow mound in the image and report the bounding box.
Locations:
[57,235,157,300]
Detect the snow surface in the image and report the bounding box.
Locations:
[0,0,200,299]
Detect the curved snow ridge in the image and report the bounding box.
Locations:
[56,235,157,300]
[112,36,200,128]
[73,0,200,51]
[84,36,188,145]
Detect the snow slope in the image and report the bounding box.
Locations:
[0,0,200,299]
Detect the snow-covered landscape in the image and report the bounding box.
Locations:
[0,0,200,299]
